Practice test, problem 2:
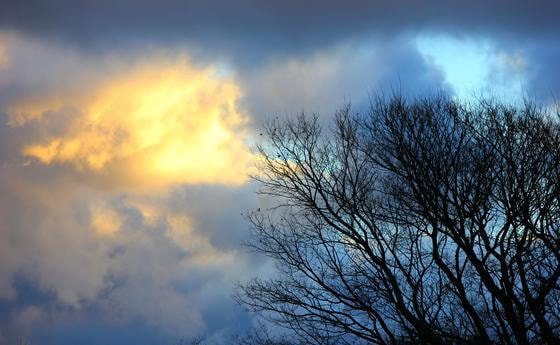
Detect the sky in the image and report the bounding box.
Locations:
[0,1,559,344]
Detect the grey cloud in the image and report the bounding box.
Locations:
[1,1,559,63]
[0,129,261,344]
[523,42,560,102]
[167,184,257,251]
[32,321,169,345]
[240,38,451,120]
[481,37,560,103]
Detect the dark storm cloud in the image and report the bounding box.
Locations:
[3,0,557,103]
[1,0,558,62]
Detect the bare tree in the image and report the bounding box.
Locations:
[238,95,560,345]
[232,321,306,345]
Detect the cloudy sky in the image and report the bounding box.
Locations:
[0,1,559,344]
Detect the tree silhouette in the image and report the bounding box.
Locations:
[238,95,560,344]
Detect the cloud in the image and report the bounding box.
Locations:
[0,160,260,344]
[520,40,560,102]
[0,35,262,344]
[4,1,555,109]
[1,1,558,63]
[240,38,450,119]
[0,38,7,68]
[6,57,253,189]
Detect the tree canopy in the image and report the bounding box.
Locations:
[239,95,560,345]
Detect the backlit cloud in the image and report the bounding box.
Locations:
[0,35,260,344]
[8,58,253,188]
[0,40,7,68]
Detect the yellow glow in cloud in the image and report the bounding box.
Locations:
[13,59,253,187]
[0,32,9,68]
[90,205,121,236]
[0,42,7,69]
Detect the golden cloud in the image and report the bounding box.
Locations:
[90,203,121,236]
[10,59,253,187]
[0,41,7,68]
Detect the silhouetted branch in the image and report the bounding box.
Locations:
[239,95,560,345]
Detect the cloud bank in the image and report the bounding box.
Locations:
[10,60,252,187]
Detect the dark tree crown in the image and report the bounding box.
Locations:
[239,95,560,345]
